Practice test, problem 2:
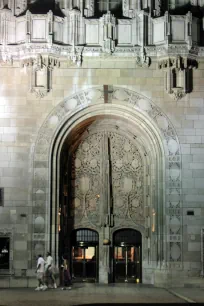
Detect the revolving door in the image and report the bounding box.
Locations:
[71,229,98,282]
[113,229,142,283]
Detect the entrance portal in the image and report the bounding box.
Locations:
[59,117,147,283]
[113,229,142,283]
[71,229,98,282]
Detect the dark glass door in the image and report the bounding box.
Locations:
[72,246,97,282]
[0,238,9,270]
[114,245,141,283]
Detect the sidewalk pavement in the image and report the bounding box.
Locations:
[0,284,204,305]
[169,287,204,304]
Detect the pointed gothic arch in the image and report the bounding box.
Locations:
[31,86,182,284]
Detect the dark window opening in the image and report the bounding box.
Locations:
[114,229,141,246]
[96,0,122,17]
[187,210,194,216]
[0,238,10,270]
[72,229,99,246]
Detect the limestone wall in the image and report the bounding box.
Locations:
[0,57,204,286]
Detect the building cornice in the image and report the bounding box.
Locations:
[0,7,203,99]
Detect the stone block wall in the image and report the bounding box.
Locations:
[0,57,204,285]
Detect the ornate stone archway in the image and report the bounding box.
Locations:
[32,86,182,284]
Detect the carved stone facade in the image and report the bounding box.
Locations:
[158,56,198,100]
[0,0,203,98]
[0,0,204,288]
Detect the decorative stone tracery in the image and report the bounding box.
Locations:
[69,130,144,228]
[0,1,203,98]
[32,86,182,272]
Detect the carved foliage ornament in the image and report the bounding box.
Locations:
[70,130,144,228]
[158,55,198,100]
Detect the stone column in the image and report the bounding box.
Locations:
[99,227,110,284]
[98,132,111,283]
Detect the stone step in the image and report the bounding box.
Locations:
[184,277,204,288]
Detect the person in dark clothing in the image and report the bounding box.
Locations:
[61,255,72,290]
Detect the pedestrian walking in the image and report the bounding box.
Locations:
[45,252,57,289]
[61,255,72,290]
[35,254,46,291]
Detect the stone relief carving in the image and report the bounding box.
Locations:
[0,2,203,104]
[0,0,27,15]
[136,48,150,67]
[69,129,144,230]
[100,11,116,54]
[68,46,83,67]
[58,0,95,17]
[70,132,103,226]
[32,87,182,267]
[154,0,162,16]
[0,0,202,75]
[158,55,198,100]
[84,0,95,17]
[122,0,162,17]
[21,54,60,98]
[109,132,144,223]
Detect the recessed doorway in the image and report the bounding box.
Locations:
[113,229,142,283]
[71,229,99,282]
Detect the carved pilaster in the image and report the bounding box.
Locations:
[186,11,193,50]
[100,11,116,54]
[68,46,83,66]
[69,9,84,45]
[123,0,162,18]
[25,10,31,45]
[21,54,60,98]
[0,6,13,45]
[14,0,27,16]
[122,0,141,18]
[84,0,95,17]
[0,0,27,16]
[164,11,171,45]
[136,47,150,67]
[0,6,14,64]
[158,55,198,100]
[154,0,162,17]
[59,0,85,16]
[47,10,53,47]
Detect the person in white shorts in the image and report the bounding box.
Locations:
[45,252,57,289]
[35,254,46,291]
